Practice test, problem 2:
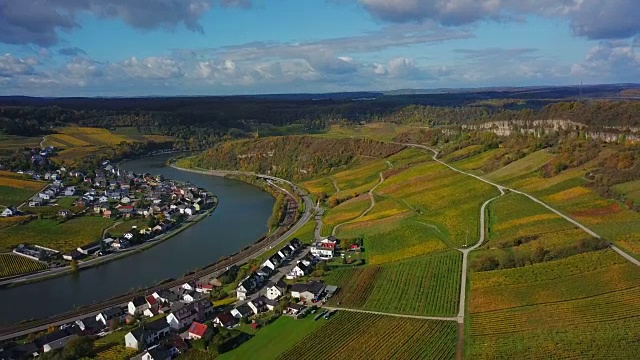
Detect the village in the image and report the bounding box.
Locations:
[1,146,217,275]
[1,235,343,359]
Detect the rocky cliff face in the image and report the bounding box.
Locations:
[463,119,640,143]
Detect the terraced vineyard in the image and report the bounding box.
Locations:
[325,251,461,316]
[321,194,370,235]
[278,312,457,360]
[0,253,48,278]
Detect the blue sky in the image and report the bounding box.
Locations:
[0,0,639,96]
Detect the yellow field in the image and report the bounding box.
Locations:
[301,177,335,198]
[0,174,44,191]
[0,216,30,230]
[322,194,370,235]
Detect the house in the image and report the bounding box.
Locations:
[124,318,170,350]
[193,299,214,321]
[63,249,84,261]
[58,209,72,219]
[1,207,18,217]
[277,246,292,260]
[184,206,196,216]
[248,296,268,315]
[77,241,102,255]
[286,261,309,279]
[129,296,150,315]
[289,238,303,250]
[96,306,127,327]
[166,306,197,330]
[153,289,179,304]
[310,238,337,259]
[75,316,104,335]
[146,295,159,309]
[140,347,172,360]
[99,195,109,204]
[116,205,134,214]
[111,239,130,250]
[213,312,238,329]
[188,322,210,340]
[264,298,279,311]
[103,210,112,219]
[29,198,43,207]
[64,187,76,196]
[266,279,287,300]
[236,276,258,300]
[262,253,283,271]
[286,303,304,315]
[36,328,79,353]
[230,304,254,319]
[291,281,325,302]
[256,266,272,277]
[181,281,196,291]
[196,283,214,293]
[120,196,132,204]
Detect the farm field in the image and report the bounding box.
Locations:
[364,220,449,264]
[217,316,324,360]
[316,123,417,142]
[321,194,370,236]
[0,253,48,278]
[0,216,114,252]
[325,251,461,316]
[613,180,640,202]
[301,177,335,198]
[485,192,577,248]
[277,311,457,360]
[327,159,387,204]
[375,158,500,248]
[41,126,173,164]
[467,250,640,359]
[0,171,45,206]
[94,328,137,360]
[0,215,30,230]
[0,135,42,150]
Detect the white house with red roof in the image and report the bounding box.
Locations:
[310,238,337,259]
[188,322,209,340]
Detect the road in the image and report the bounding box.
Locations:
[0,167,314,341]
[322,306,457,322]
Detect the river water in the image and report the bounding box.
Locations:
[0,154,274,325]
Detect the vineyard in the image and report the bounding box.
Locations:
[0,253,47,278]
[363,219,449,265]
[375,159,500,248]
[277,312,457,360]
[301,177,335,198]
[0,216,114,252]
[325,252,461,316]
[467,248,640,358]
[321,194,370,235]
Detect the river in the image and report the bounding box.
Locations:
[0,154,274,326]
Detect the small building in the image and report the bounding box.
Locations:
[231,304,254,319]
[166,306,197,330]
[188,322,210,340]
[96,306,127,327]
[124,318,170,350]
[35,328,79,353]
[140,347,172,360]
[212,312,238,329]
[128,296,150,315]
[266,279,287,300]
[63,250,84,261]
[310,238,337,260]
[77,241,102,255]
[1,207,18,217]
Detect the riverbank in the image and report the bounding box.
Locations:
[0,201,218,288]
[0,166,313,340]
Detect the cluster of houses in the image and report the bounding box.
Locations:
[4,159,215,266]
[236,238,304,301]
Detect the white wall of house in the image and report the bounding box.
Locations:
[266,287,283,300]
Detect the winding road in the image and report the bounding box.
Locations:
[330,161,391,237]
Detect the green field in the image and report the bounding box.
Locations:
[613,180,640,202]
[218,316,324,360]
[0,253,48,278]
[325,251,461,316]
[0,216,114,252]
[0,135,42,150]
[277,311,457,360]
[0,171,45,207]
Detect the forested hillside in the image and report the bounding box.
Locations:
[185,136,404,180]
